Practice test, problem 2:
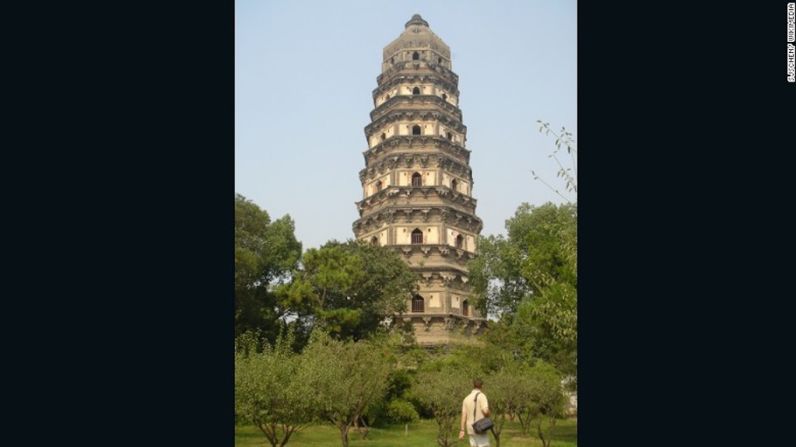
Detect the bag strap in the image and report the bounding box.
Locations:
[473,392,480,421]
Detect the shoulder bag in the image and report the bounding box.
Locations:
[471,392,494,434]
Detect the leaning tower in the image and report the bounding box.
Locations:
[352,14,486,345]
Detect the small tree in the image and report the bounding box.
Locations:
[300,332,393,447]
[385,399,419,435]
[234,332,314,447]
[413,367,470,447]
[486,362,536,447]
[519,362,566,446]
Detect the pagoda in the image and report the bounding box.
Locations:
[353,14,486,345]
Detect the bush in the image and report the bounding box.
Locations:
[385,399,419,424]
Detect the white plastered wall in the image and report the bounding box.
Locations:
[397,226,439,244]
[361,227,389,246]
[437,125,461,144]
[366,173,391,196]
[441,172,470,195]
[375,88,400,107]
[398,170,436,186]
[369,123,399,148]
[446,228,477,251]
[396,121,433,136]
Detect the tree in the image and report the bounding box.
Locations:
[524,362,567,447]
[278,240,417,341]
[234,331,314,447]
[385,399,419,435]
[470,202,577,380]
[485,361,537,447]
[235,194,302,340]
[300,331,393,447]
[412,366,471,447]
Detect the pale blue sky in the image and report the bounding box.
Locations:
[236,0,576,249]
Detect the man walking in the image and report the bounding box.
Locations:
[459,378,491,447]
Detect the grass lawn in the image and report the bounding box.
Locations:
[235,418,576,446]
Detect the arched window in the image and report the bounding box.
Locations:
[412,87,421,95]
[371,236,379,246]
[385,94,390,101]
[462,299,469,316]
[455,234,464,249]
[438,57,442,64]
[451,178,458,191]
[375,180,382,191]
[391,57,394,64]
[412,295,424,312]
[442,93,447,101]
[380,133,386,141]
[447,132,453,141]
[411,228,423,244]
[412,51,420,60]
[411,172,422,187]
[412,125,421,135]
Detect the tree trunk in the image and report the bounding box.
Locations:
[518,411,532,435]
[537,420,549,447]
[339,425,350,447]
[279,425,297,447]
[256,422,278,447]
[356,415,369,439]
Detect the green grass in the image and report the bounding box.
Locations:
[235,418,576,447]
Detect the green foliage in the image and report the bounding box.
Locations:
[234,331,314,447]
[533,121,577,203]
[516,362,567,444]
[235,194,302,340]
[530,374,567,447]
[471,202,577,381]
[364,363,418,426]
[485,360,538,447]
[278,240,417,341]
[514,282,577,379]
[385,399,419,425]
[412,365,471,447]
[300,331,394,447]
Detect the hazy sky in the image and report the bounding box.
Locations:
[236,0,576,249]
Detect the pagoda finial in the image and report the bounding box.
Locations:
[405,14,429,28]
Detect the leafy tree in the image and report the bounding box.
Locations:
[485,361,536,447]
[278,240,417,341]
[367,366,416,426]
[234,331,314,447]
[514,281,577,379]
[527,363,567,447]
[470,202,577,380]
[300,331,393,447]
[235,194,302,340]
[412,366,471,447]
[385,399,419,434]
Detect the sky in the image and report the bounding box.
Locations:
[236,0,576,250]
